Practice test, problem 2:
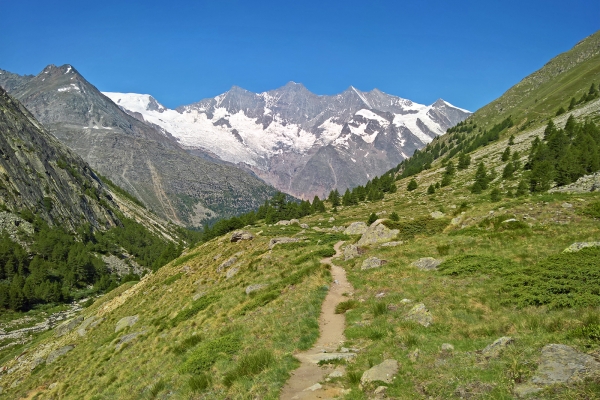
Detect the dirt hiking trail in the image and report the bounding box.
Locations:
[279,241,355,399]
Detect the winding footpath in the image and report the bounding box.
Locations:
[280,241,355,400]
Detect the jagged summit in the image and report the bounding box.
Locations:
[104,84,471,199]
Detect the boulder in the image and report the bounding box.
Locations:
[405,303,433,327]
[357,223,399,246]
[275,220,291,226]
[360,359,399,385]
[290,219,300,225]
[441,343,454,352]
[344,244,360,260]
[245,284,268,295]
[115,315,139,333]
[514,344,600,397]
[481,336,513,358]
[230,231,254,242]
[411,257,442,271]
[328,217,335,223]
[115,330,146,351]
[77,316,103,337]
[46,345,74,364]
[217,256,238,272]
[226,267,239,279]
[55,316,84,337]
[361,257,387,270]
[268,237,300,250]
[563,242,600,253]
[300,223,310,229]
[430,211,445,219]
[344,222,368,235]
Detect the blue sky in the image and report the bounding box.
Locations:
[3,0,598,111]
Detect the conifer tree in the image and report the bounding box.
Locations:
[407,179,418,191]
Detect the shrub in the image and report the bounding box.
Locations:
[407,179,418,191]
[171,335,203,355]
[335,299,359,314]
[180,334,241,373]
[438,254,518,276]
[384,216,449,240]
[188,373,212,392]
[223,349,274,387]
[367,212,377,225]
[436,244,450,256]
[371,302,388,317]
[390,211,399,221]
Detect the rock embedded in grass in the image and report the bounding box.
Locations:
[430,211,445,219]
[54,316,84,337]
[115,315,139,333]
[344,221,368,235]
[405,303,433,327]
[268,237,301,249]
[230,230,254,242]
[563,242,600,253]
[360,359,399,385]
[357,222,399,246]
[344,244,361,260]
[46,345,74,364]
[514,344,600,397]
[481,336,513,358]
[411,257,442,271]
[245,284,268,295]
[361,257,387,270]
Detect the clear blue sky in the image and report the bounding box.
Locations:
[2,0,598,111]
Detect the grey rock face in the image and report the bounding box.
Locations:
[344,222,368,235]
[481,337,513,359]
[357,223,399,246]
[411,257,442,271]
[46,345,74,364]
[115,315,139,333]
[54,316,84,337]
[360,359,399,384]
[405,303,433,327]
[230,231,254,242]
[1,65,275,227]
[563,242,600,253]
[268,237,301,249]
[514,344,600,397]
[361,257,387,270]
[344,244,361,261]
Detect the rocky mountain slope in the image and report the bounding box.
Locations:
[104,84,470,199]
[0,86,119,232]
[2,31,600,399]
[0,65,276,227]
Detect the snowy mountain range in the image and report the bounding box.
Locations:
[104,83,471,199]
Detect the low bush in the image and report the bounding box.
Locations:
[171,295,220,327]
[438,254,518,276]
[223,349,274,387]
[384,216,449,239]
[335,299,359,314]
[180,334,241,374]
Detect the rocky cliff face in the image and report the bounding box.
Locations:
[1,65,275,227]
[0,86,119,231]
[105,83,470,199]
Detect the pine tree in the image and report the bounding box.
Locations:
[458,153,471,170]
[471,162,489,192]
[390,212,399,221]
[568,97,576,111]
[501,147,511,162]
[367,212,377,225]
[508,134,515,146]
[427,184,436,194]
[515,180,528,197]
[490,188,501,202]
[407,179,418,191]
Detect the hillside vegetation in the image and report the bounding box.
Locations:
[1,31,600,400]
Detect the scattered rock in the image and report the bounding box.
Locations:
[46,345,74,364]
[405,303,433,327]
[304,383,322,391]
[441,343,454,352]
[411,257,442,271]
[290,219,300,225]
[30,357,44,370]
[245,284,268,295]
[55,316,84,337]
[357,222,399,246]
[563,242,600,253]
[115,315,139,333]
[361,257,387,270]
[561,202,573,208]
[331,225,345,232]
[213,253,222,261]
[328,217,335,223]
[400,299,413,304]
[217,256,238,272]
[268,237,301,249]
[408,348,420,362]
[344,244,361,260]
[381,241,403,247]
[300,223,310,229]
[481,337,513,359]
[430,211,445,219]
[226,267,239,279]
[374,386,387,396]
[48,382,58,390]
[344,221,369,235]
[77,316,103,337]
[230,230,254,242]
[514,344,600,397]
[501,218,517,223]
[329,370,344,378]
[360,359,399,384]
[115,330,146,351]
[275,220,291,226]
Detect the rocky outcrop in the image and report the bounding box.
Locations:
[344,244,361,261]
[360,359,399,385]
[217,256,238,272]
[230,231,254,242]
[245,284,268,295]
[405,303,433,327]
[115,315,138,333]
[361,257,387,270]
[54,316,84,337]
[549,172,600,193]
[268,237,301,249]
[46,345,74,364]
[411,257,442,271]
[344,222,368,235]
[514,344,600,397]
[563,242,600,253]
[357,222,399,246]
[481,337,513,359]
